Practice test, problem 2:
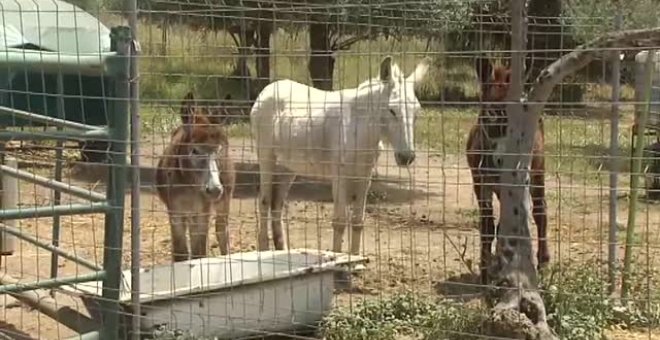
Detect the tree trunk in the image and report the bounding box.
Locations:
[485,17,660,340]
[482,2,556,338]
[526,0,565,79]
[527,0,583,109]
[308,23,335,90]
[160,18,168,56]
[236,27,255,99]
[254,21,272,97]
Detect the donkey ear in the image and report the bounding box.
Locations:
[407,56,431,84]
[379,55,394,82]
[180,92,196,125]
[502,58,511,69]
[475,56,492,85]
[206,106,226,125]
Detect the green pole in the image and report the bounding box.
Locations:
[622,50,656,299]
[99,26,131,340]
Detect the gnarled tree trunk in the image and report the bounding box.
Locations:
[255,21,272,96]
[481,2,555,337]
[483,0,660,337]
[308,23,335,90]
[528,0,582,109]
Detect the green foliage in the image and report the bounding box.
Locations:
[150,326,218,340]
[615,261,660,328]
[563,0,659,43]
[538,260,660,339]
[303,0,473,38]
[319,293,485,340]
[319,263,660,340]
[540,262,614,340]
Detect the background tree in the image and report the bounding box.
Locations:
[299,0,473,90]
[106,0,273,98]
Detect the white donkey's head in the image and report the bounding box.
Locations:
[373,56,430,167]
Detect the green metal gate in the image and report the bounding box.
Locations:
[0,26,132,339]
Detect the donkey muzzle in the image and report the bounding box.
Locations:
[204,185,224,200]
[394,150,416,167]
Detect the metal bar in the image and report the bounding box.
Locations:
[0,271,105,294]
[608,11,623,294]
[0,202,109,220]
[51,73,65,280]
[0,223,102,271]
[128,2,142,337]
[622,50,656,299]
[0,105,99,130]
[0,145,3,269]
[100,26,131,340]
[0,165,106,202]
[0,157,17,256]
[0,273,99,334]
[0,129,109,141]
[0,50,114,76]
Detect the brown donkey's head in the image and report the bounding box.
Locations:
[475,57,511,102]
[176,92,229,200]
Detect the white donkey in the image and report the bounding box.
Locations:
[250,55,430,254]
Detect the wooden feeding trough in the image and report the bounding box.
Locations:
[62,249,368,339]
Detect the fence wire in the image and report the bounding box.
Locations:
[1,1,660,339]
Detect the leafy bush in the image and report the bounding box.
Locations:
[319,293,484,340]
[539,262,614,340]
[320,262,660,340]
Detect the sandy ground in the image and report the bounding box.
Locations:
[1,135,660,339]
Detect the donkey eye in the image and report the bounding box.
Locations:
[389,109,397,117]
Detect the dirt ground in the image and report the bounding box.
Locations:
[1,135,660,339]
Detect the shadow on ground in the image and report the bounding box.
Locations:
[434,272,483,301]
[0,321,35,340]
[68,162,438,204]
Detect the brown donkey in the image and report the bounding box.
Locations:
[156,92,236,262]
[466,57,549,284]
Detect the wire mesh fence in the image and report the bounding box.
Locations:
[2,0,660,339]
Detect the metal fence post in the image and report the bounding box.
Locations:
[608,10,623,294]
[0,156,18,258]
[128,0,142,336]
[100,26,131,340]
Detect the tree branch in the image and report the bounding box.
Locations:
[333,33,374,51]
[528,27,660,115]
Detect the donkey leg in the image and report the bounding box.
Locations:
[257,154,276,251]
[349,179,370,255]
[531,171,550,269]
[474,179,496,285]
[190,209,211,260]
[331,178,350,253]
[169,212,189,262]
[214,196,231,255]
[271,173,296,251]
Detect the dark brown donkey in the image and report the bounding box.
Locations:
[466,57,549,284]
[156,92,236,262]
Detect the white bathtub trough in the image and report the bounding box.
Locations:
[63,249,367,339]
